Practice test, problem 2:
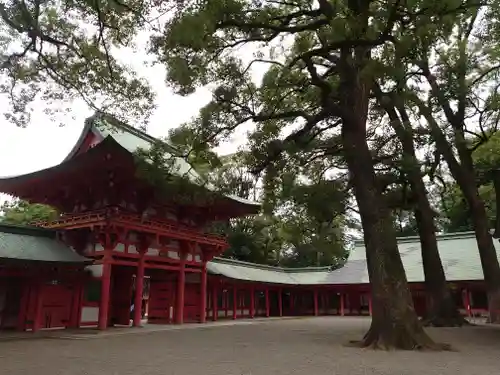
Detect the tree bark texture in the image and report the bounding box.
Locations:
[342,121,448,349]
[381,98,466,327]
[338,53,446,349]
[416,63,500,323]
[418,104,500,323]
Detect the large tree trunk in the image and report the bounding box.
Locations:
[466,190,500,323]
[414,209,466,326]
[342,117,447,349]
[416,61,500,323]
[416,101,500,323]
[338,47,446,349]
[387,102,465,327]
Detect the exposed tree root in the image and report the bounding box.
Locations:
[420,315,472,327]
[346,325,455,351]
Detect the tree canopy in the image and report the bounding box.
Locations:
[0,199,58,225]
[4,0,500,350]
[0,0,157,126]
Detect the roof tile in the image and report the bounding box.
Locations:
[0,224,91,263]
[207,232,499,285]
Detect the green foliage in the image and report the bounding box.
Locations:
[165,125,349,267]
[147,0,480,273]
[0,199,58,225]
[221,215,286,265]
[439,133,500,232]
[168,125,223,178]
[0,0,157,126]
[133,140,220,207]
[277,177,349,267]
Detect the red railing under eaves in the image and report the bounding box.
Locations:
[33,210,227,248]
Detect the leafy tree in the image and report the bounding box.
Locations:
[0,0,156,125]
[150,0,475,349]
[168,125,224,178]
[0,199,58,225]
[397,6,500,322]
[278,178,349,267]
[222,215,285,265]
[439,133,500,232]
[372,83,466,326]
[391,210,419,237]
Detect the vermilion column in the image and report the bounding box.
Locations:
[200,263,208,323]
[33,283,44,332]
[17,283,29,331]
[278,289,283,317]
[241,291,245,316]
[175,253,186,324]
[265,288,270,317]
[368,294,373,316]
[322,292,328,315]
[250,287,255,318]
[133,253,146,327]
[232,286,238,319]
[224,291,228,318]
[313,289,319,316]
[98,262,112,330]
[462,288,471,317]
[340,293,345,316]
[212,285,218,321]
[69,280,84,328]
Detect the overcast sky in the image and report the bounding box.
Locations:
[0,22,273,177]
[0,78,219,211]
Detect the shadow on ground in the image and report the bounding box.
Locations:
[0,317,499,375]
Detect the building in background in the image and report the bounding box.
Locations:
[0,115,493,331]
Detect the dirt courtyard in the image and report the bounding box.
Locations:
[1,317,499,375]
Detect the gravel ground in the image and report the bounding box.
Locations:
[0,316,499,375]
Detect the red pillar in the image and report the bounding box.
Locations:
[232,286,238,319]
[462,288,471,317]
[224,291,228,318]
[241,291,245,317]
[175,255,186,324]
[313,289,319,316]
[278,289,283,317]
[265,288,270,317]
[340,293,345,316]
[322,292,329,315]
[98,262,112,330]
[250,287,255,318]
[368,293,372,316]
[212,285,218,321]
[32,283,44,333]
[200,263,207,323]
[17,283,30,331]
[69,280,84,328]
[133,253,146,327]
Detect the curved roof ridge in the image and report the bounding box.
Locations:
[92,112,180,154]
[0,112,261,211]
[208,231,499,285]
[211,256,287,272]
[210,256,332,272]
[354,230,478,247]
[62,114,97,162]
[0,224,92,264]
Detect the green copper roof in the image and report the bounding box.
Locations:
[207,231,500,285]
[0,224,91,264]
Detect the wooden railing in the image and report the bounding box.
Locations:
[33,209,227,247]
